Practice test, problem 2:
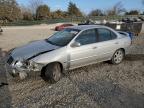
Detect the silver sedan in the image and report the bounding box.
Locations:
[7,25,131,83]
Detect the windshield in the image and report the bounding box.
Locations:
[46,28,80,46]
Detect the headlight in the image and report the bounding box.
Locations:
[15,60,42,71]
[15,61,23,67]
[15,60,30,68]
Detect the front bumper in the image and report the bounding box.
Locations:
[6,59,44,79]
[7,64,28,76]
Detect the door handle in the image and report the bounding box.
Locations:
[92,46,97,49]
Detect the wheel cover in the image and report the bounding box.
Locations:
[53,64,61,81]
[114,50,123,64]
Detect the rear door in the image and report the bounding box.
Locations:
[93,28,120,61]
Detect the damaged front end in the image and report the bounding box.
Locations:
[7,56,44,79]
[6,39,60,80]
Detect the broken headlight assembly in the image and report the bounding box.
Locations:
[14,59,43,71]
[15,60,30,70]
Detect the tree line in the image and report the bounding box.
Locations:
[0,0,143,22]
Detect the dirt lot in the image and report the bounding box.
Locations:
[0,25,144,108]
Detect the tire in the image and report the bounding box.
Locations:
[111,49,125,64]
[41,63,62,83]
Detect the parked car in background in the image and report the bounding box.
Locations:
[55,24,74,31]
[122,18,128,23]
[122,17,142,23]
[133,18,141,22]
[7,25,131,83]
[138,16,144,21]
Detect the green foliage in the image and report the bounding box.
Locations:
[36,5,50,20]
[68,2,83,17]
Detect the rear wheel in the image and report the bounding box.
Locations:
[111,49,125,64]
[41,63,62,83]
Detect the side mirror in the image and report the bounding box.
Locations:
[71,41,81,48]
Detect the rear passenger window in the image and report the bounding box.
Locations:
[111,31,117,39]
[97,28,117,42]
[75,29,97,45]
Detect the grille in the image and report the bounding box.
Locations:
[7,56,14,65]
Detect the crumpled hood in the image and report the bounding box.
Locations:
[11,40,60,60]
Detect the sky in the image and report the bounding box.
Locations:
[17,0,144,14]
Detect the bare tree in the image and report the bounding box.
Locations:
[106,1,126,16]
[29,0,43,14]
[20,5,31,13]
[88,9,104,17]
[68,2,83,17]
[20,5,33,20]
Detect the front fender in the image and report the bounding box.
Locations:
[31,47,68,69]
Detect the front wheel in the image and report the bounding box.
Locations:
[111,49,125,64]
[41,63,62,83]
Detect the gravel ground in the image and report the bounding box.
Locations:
[0,25,144,108]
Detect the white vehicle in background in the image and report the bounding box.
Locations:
[7,25,131,83]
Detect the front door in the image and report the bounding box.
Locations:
[69,29,98,69]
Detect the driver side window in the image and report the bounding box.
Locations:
[75,29,97,45]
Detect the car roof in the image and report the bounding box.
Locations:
[68,25,109,31]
